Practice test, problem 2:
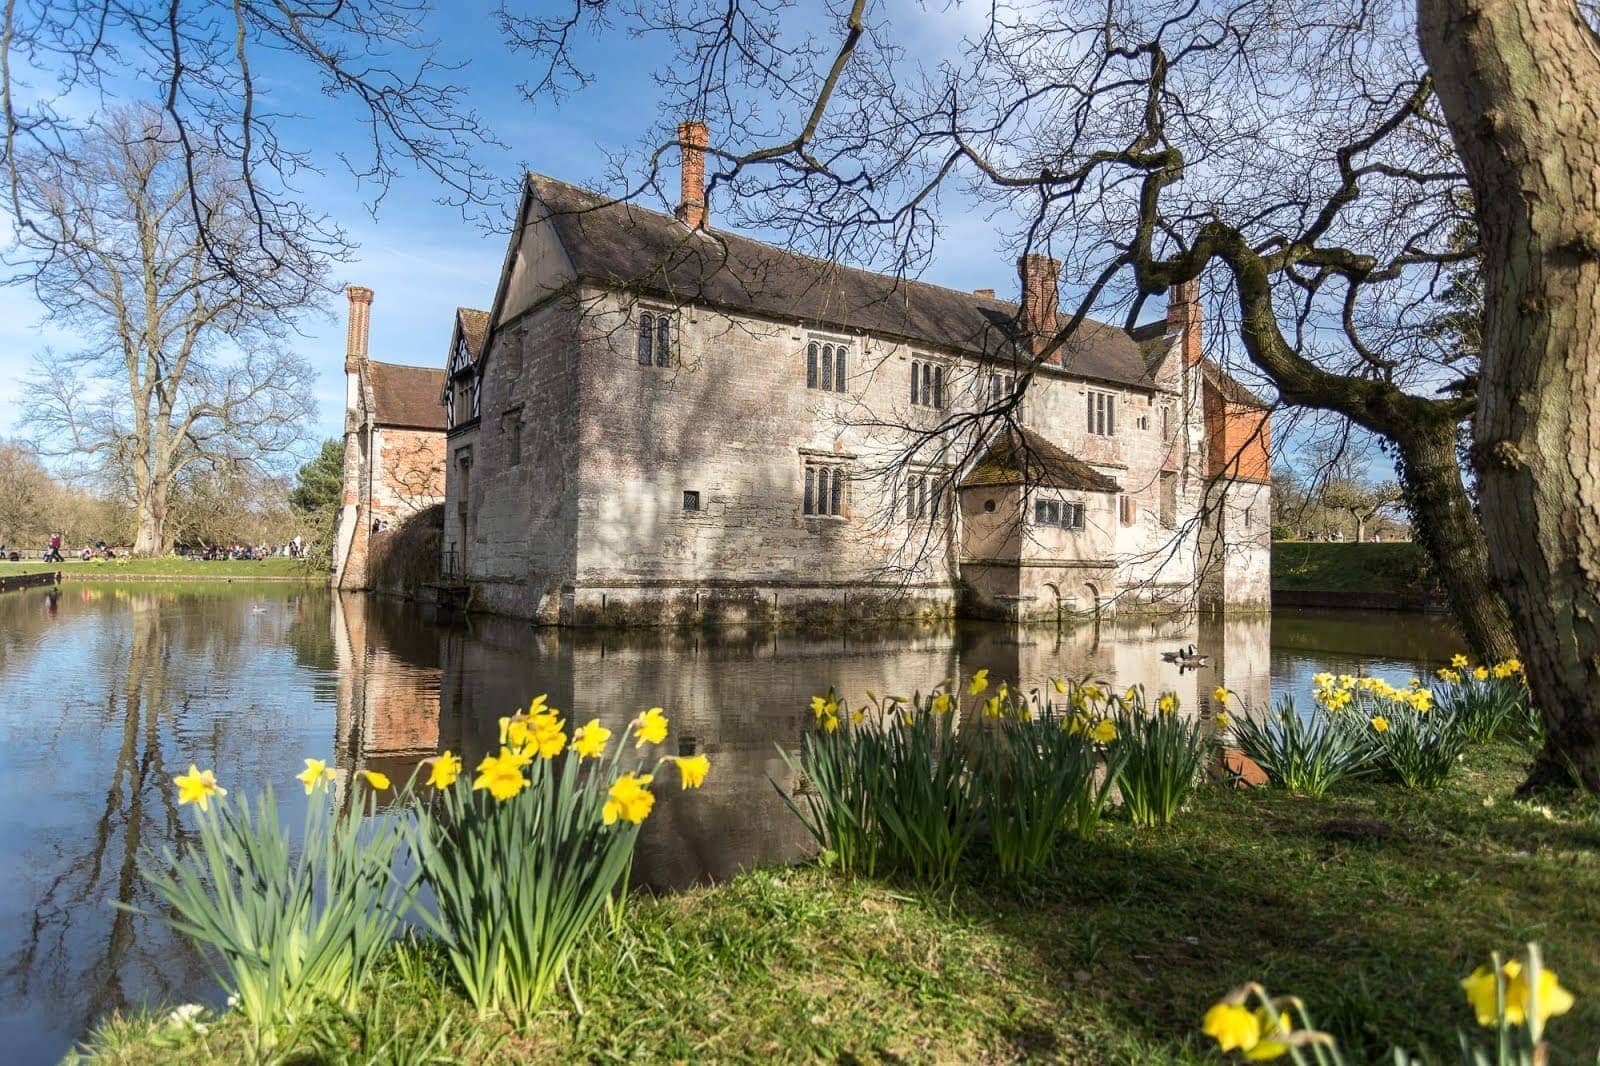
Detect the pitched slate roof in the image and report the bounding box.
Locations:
[457,308,490,359]
[1128,320,1272,409]
[527,174,1156,390]
[1198,357,1270,409]
[368,360,447,430]
[959,427,1123,494]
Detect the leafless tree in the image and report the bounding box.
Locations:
[14,106,323,555]
[1,0,500,293]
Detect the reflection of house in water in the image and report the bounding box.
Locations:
[326,589,1273,886]
[331,593,453,785]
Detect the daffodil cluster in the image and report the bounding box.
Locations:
[1312,671,1434,713]
[1202,944,1582,1062]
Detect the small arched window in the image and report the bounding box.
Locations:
[910,361,920,406]
[807,342,819,388]
[656,317,671,367]
[933,366,944,409]
[637,312,654,366]
[816,467,830,513]
[834,346,846,392]
[830,467,843,513]
[821,344,834,391]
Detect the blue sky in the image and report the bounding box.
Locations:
[0,1,1027,453]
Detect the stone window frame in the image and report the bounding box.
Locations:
[909,355,948,410]
[901,466,948,522]
[1033,495,1087,532]
[500,405,524,467]
[799,449,853,519]
[804,333,851,394]
[1087,388,1117,436]
[635,304,679,369]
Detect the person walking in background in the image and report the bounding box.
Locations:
[45,532,63,563]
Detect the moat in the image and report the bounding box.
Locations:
[0,583,1460,1064]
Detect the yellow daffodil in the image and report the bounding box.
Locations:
[360,769,390,790]
[1451,653,1470,668]
[982,695,1003,718]
[930,692,952,715]
[173,765,225,811]
[1091,718,1117,743]
[1214,711,1231,731]
[572,719,610,760]
[1123,686,1139,704]
[1311,672,1334,688]
[1462,959,1576,1028]
[967,669,989,695]
[472,749,529,801]
[603,772,656,824]
[425,751,461,789]
[1065,712,1090,736]
[1052,678,1067,694]
[1409,689,1433,711]
[296,758,335,795]
[809,694,837,721]
[673,755,710,789]
[634,707,669,747]
[1473,666,1489,681]
[1370,715,1390,732]
[852,710,864,725]
[1202,1003,1259,1053]
[1083,683,1105,702]
[1212,686,1230,706]
[526,708,567,759]
[1157,693,1178,716]
[1248,1007,1292,1060]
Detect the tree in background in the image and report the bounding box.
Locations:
[0,439,132,549]
[0,0,498,291]
[289,440,346,570]
[15,106,322,556]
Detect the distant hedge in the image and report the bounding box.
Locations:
[1271,541,1435,595]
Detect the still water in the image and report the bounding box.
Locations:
[0,583,1460,1063]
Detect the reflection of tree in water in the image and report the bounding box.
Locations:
[285,588,339,702]
[0,593,215,1040]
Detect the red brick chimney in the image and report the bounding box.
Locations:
[1017,254,1061,356]
[1167,279,1202,366]
[675,120,709,229]
[973,288,996,299]
[345,285,374,372]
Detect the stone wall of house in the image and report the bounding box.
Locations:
[561,287,963,625]
[449,294,584,621]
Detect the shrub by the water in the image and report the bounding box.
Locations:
[131,772,412,1048]
[1228,697,1376,797]
[409,700,705,1020]
[1105,685,1210,827]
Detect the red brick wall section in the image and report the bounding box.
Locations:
[1204,385,1272,483]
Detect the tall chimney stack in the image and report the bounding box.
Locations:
[675,120,709,230]
[1017,254,1061,356]
[1166,279,1202,366]
[345,285,374,372]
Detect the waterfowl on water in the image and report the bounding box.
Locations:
[1162,644,1208,668]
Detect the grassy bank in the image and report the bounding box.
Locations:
[79,741,1600,1064]
[1272,540,1433,595]
[0,556,319,580]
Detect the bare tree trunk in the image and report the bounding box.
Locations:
[1394,422,1520,662]
[133,481,168,557]
[1420,0,1600,790]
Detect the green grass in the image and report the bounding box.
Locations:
[1272,541,1434,594]
[0,556,319,579]
[77,742,1600,1064]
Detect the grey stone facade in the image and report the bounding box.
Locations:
[441,146,1270,626]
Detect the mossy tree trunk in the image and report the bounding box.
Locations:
[1420,0,1600,790]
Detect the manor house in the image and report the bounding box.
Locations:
[435,122,1271,625]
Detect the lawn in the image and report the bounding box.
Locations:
[78,741,1600,1064]
[0,556,320,580]
[1272,541,1434,595]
